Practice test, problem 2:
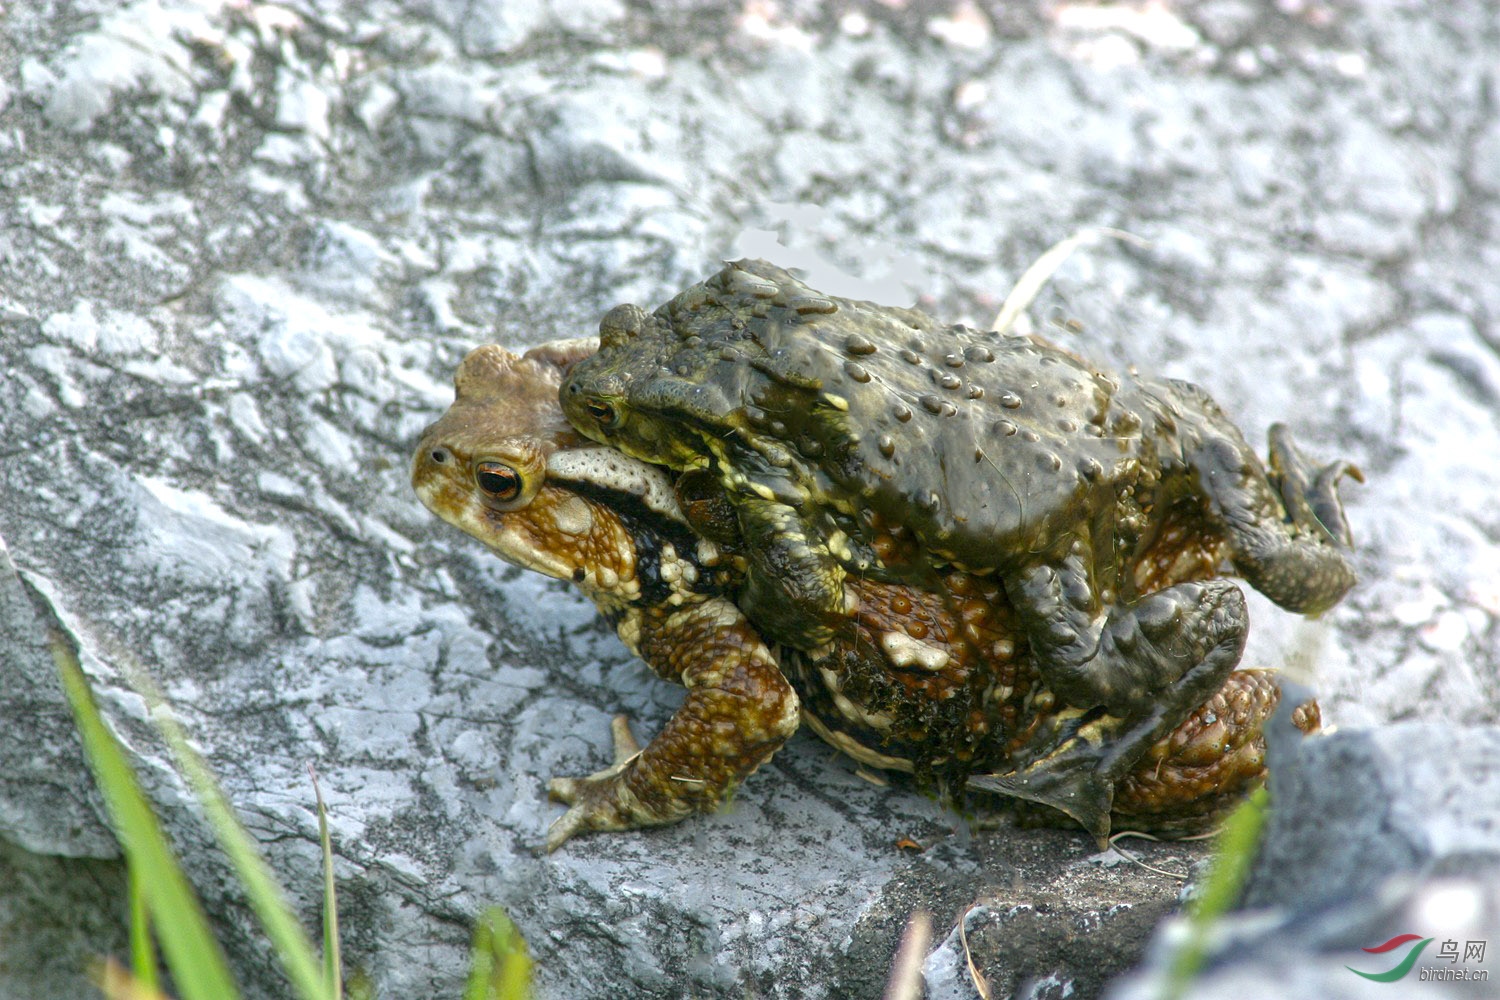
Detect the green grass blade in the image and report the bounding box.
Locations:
[310,765,344,999]
[127,863,159,991]
[141,678,331,1000]
[1161,786,1268,1000]
[463,908,533,1000]
[50,629,241,1000]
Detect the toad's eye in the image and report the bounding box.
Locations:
[585,399,619,427]
[475,462,522,501]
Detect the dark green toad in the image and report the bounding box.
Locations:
[559,259,1358,819]
[414,340,1320,848]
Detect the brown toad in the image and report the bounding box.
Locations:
[412,341,1318,849]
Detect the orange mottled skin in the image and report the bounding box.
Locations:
[413,341,798,851]
[413,341,1318,850]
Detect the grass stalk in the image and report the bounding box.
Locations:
[127,862,159,991]
[310,766,344,999]
[133,668,331,1000]
[1160,786,1268,1000]
[51,628,241,1000]
[54,619,530,1000]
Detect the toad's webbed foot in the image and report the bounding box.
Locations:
[1090,579,1248,714]
[969,589,1246,841]
[547,715,654,852]
[1195,423,1360,616]
[1267,423,1363,549]
[988,574,1248,840]
[1011,553,1249,717]
[976,669,1322,840]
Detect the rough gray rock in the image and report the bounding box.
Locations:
[0,836,128,1000]
[0,535,117,860]
[1107,718,1500,1000]
[920,840,1186,1000]
[2,1,1498,998]
[1246,722,1500,914]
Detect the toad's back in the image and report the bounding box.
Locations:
[623,260,1216,576]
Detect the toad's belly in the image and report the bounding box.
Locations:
[780,574,1048,785]
[779,573,1320,836]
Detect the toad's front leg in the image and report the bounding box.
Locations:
[545,596,799,852]
[1195,423,1360,615]
[735,493,849,650]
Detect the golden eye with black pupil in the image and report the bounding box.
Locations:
[585,399,618,427]
[475,462,521,501]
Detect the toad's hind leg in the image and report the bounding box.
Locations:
[545,597,800,851]
[1192,422,1360,616]
[1109,669,1322,836]
[978,577,1248,841]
